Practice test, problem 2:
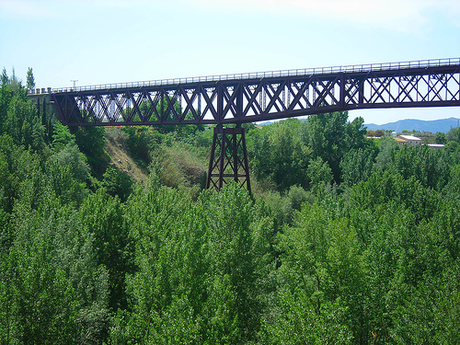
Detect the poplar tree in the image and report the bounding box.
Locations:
[26,67,35,90]
[0,68,8,85]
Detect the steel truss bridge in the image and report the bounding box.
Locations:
[35,58,460,193]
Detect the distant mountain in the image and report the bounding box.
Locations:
[364,117,460,133]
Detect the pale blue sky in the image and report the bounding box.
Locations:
[1,0,460,124]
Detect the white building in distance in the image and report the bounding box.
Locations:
[397,135,423,147]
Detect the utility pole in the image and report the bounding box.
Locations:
[70,80,78,89]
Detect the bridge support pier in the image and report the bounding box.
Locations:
[206,125,251,194]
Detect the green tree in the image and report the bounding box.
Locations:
[110,183,269,344]
[288,184,312,211]
[0,135,48,212]
[26,67,35,90]
[447,126,460,143]
[9,246,78,344]
[385,144,451,190]
[340,147,377,188]
[248,119,309,191]
[247,125,272,184]
[444,164,460,201]
[301,112,367,183]
[110,184,207,343]
[1,68,8,85]
[74,125,107,176]
[122,126,163,165]
[374,129,385,137]
[78,189,134,312]
[52,122,76,150]
[0,196,108,344]
[202,185,262,343]
[307,156,333,195]
[4,93,45,151]
[436,131,447,144]
[264,202,354,344]
[6,67,22,92]
[47,145,90,206]
[50,142,90,182]
[375,136,399,170]
[102,165,133,202]
[270,119,309,190]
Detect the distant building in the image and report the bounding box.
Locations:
[394,137,408,146]
[427,144,445,149]
[397,135,422,147]
[393,135,445,149]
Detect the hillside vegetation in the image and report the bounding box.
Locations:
[1,72,460,344]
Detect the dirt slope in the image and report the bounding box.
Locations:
[105,131,149,184]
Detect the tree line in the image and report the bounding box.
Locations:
[1,69,460,344]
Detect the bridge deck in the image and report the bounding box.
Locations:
[46,58,460,126]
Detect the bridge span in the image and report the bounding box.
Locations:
[37,57,460,127]
[31,58,460,193]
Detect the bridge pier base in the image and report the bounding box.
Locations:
[206,125,251,194]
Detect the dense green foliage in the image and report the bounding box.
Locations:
[1,71,460,344]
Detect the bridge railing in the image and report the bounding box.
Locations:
[48,57,460,94]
